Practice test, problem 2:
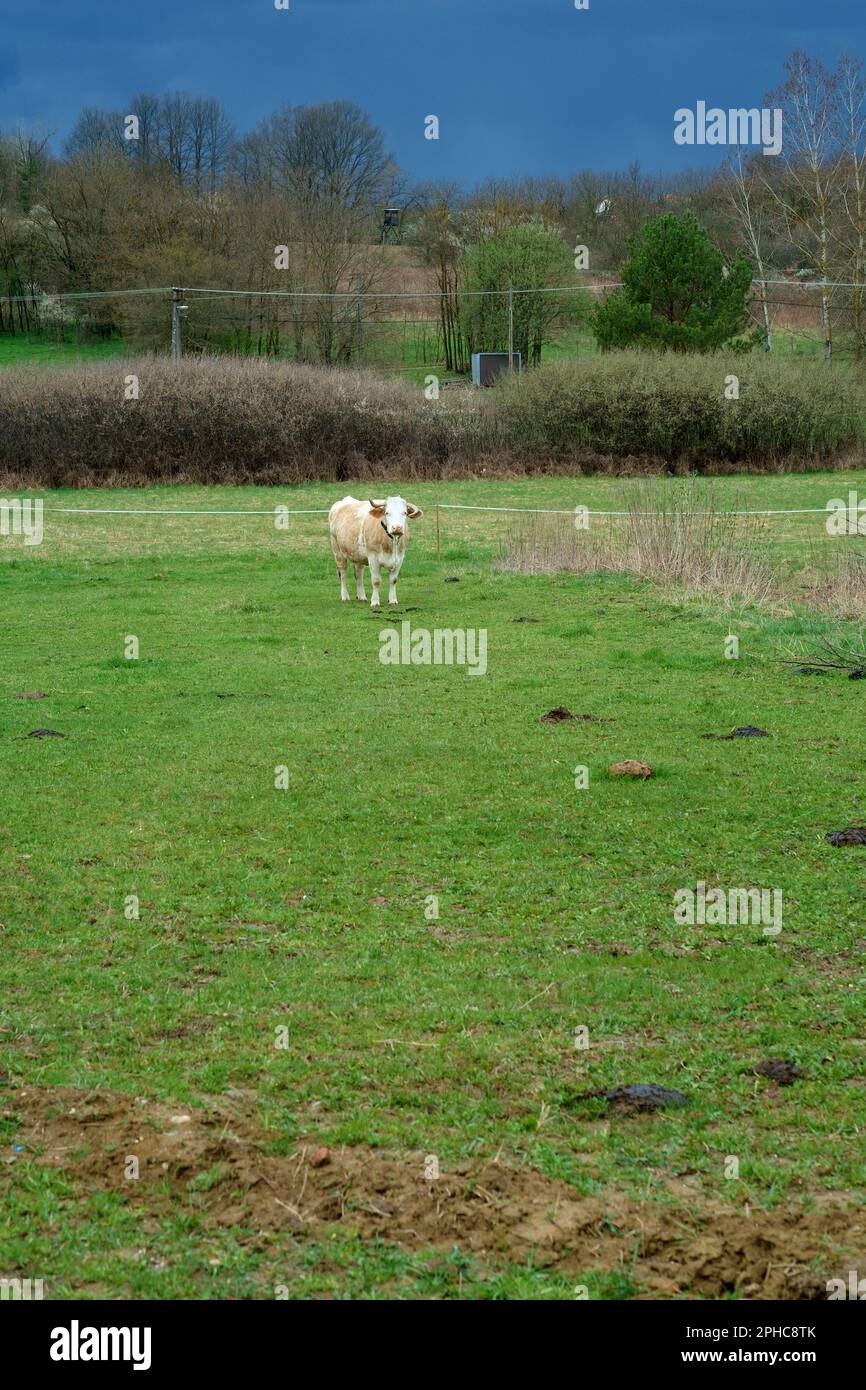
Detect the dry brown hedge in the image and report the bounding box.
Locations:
[0,357,502,488]
[1,352,863,487]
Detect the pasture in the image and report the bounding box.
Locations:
[2,473,865,1300]
[0,316,852,381]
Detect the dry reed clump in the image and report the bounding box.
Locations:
[799,541,866,619]
[499,481,776,607]
[0,356,499,488]
[825,546,866,618]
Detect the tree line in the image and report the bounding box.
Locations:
[1,49,865,365]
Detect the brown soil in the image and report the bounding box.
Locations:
[608,759,654,778]
[4,1085,863,1299]
[752,1060,806,1086]
[702,727,771,741]
[827,827,866,846]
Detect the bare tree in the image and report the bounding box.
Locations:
[563,163,667,274]
[126,92,162,170]
[30,149,138,294]
[243,101,397,363]
[64,107,125,158]
[188,97,234,195]
[834,54,866,361]
[412,184,468,371]
[0,133,37,332]
[726,152,775,351]
[159,91,194,183]
[266,100,397,212]
[763,51,841,362]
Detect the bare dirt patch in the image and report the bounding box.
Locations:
[826,827,866,846]
[752,1060,805,1086]
[540,706,576,723]
[4,1085,862,1299]
[701,726,771,741]
[608,759,654,778]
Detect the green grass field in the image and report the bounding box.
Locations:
[0,318,847,381]
[2,474,865,1300]
[0,332,128,368]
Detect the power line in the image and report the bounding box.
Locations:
[175,279,866,299]
[0,283,606,307]
[0,287,174,306]
[6,276,866,309]
[180,284,608,301]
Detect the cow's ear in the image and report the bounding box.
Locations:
[368,501,386,517]
[406,504,423,519]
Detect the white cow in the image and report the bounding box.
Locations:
[328,495,423,607]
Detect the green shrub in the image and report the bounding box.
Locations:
[497,354,866,470]
[591,211,755,353]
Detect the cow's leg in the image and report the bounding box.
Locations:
[354,561,366,602]
[368,555,382,608]
[387,549,406,606]
[336,556,350,601]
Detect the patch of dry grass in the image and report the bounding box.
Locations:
[802,542,866,618]
[500,481,777,607]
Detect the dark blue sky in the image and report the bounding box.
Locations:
[1,0,864,181]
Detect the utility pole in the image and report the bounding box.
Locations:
[171,287,186,360]
[354,275,363,363]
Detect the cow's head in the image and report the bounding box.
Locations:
[368,496,423,539]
